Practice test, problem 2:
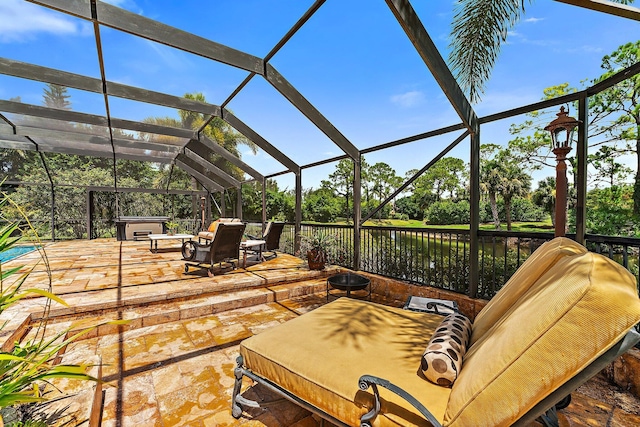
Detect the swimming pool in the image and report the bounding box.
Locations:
[0,245,38,263]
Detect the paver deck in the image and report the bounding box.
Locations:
[1,238,639,426]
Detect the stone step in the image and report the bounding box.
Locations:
[40,278,330,344]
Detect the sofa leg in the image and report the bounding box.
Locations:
[232,356,245,418]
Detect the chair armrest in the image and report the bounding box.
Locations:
[246,234,259,240]
[358,375,443,427]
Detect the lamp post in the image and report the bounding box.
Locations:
[200,195,206,232]
[544,106,580,237]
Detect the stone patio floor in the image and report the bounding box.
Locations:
[1,238,639,426]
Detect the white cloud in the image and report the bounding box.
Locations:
[0,0,83,43]
[0,0,80,43]
[524,17,544,23]
[390,91,425,108]
[145,40,193,70]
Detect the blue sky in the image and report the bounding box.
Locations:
[1,0,639,191]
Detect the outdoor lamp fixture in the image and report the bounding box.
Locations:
[544,106,580,237]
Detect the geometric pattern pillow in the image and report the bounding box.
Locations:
[420,312,472,387]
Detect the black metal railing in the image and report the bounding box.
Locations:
[279,223,640,301]
[585,234,640,286]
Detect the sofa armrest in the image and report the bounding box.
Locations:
[358,375,443,427]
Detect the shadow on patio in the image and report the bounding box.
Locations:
[1,238,639,426]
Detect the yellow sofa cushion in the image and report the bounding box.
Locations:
[444,252,640,427]
[240,298,451,427]
[470,237,586,345]
[202,218,242,239]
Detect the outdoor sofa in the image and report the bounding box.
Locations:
[231,237,640,426]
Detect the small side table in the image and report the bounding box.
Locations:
[403,296,459,316]
[240,239,266,268]
[148,234,194,253]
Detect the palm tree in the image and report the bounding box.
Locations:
[532,177,556,227]
[448,0,634,103]
[500,163,531,230]
[480,159,503,229]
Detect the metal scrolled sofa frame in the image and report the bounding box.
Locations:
[230,237,640,426]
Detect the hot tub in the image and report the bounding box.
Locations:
[115,216,170,241]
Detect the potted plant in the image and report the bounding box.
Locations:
[299,229,336,270]
[165,221,179,236]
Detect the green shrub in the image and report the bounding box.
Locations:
[425,200,470,225]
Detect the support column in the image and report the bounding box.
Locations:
[262,178,267,233]
[353,155,362,271]
[50,184,55,242]
[575,96,588,245]
[295,172,302,256]
[236,185,243,220]
[86,190,94,240]
[469,131,480,299]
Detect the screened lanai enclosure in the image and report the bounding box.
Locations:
[2,0,640,300]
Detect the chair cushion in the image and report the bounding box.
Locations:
[421,313,472,387]
[198,231,214,240]
[470,237,586,345]
[241,298,451,426]
[207,221,219,232]
[444,252,640,427]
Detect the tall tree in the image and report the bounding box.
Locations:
[500,161,531,230]
[143,92,256,182]
[480,145,531,230]
[43,83,71,110]
[448,0,634,103]
[368,162,401,219]
[508,43,640,215]
[423,157,466,201]
[590,41,640,214]
[323,159,354,221]
[532,177,556,227]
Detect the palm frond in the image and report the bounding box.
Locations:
[448,0,530,104]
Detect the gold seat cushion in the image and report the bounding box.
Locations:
[240,298,451,426]
[470,237,587,345]
[444,252,640,427]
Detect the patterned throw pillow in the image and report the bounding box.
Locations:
[421,312,472,387]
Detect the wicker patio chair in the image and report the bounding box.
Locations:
[182,222,246,277]
[247,221,285,259]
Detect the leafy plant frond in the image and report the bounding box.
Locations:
[449,0,530,104]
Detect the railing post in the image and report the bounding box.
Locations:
[353,154,362,271]
[262,177,267,233]
[236,185,242,220]
[50,183,55,242]
[469,130,480,299]
[295,171,302,255]
[575,95,588,245]
[86,190,94,240]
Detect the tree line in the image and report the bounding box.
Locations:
[1,41,639,239]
